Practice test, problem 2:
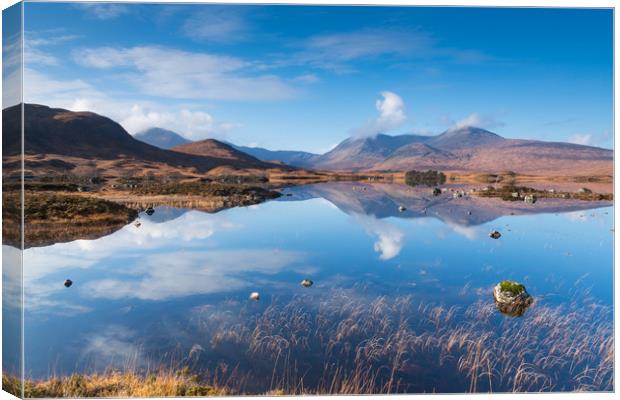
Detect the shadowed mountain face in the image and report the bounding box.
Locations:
[308,128,613,175]
[134,127,191,149]
[279,182,612,227]
[3,104,281,173]
[171,139,264,164]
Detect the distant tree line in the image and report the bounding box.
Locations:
[404,170,446,187]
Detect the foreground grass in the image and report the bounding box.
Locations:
[3,286,612,397]
[3,370,228,398]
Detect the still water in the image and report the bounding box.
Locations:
[21,183,614,393]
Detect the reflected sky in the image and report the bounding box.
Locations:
[23,183,613,384]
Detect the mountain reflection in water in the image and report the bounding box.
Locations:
[20,183,613,393]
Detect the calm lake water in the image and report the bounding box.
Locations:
[20,183,614,393]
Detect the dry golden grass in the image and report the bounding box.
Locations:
[3,369,228,398]
[5,288,613,397]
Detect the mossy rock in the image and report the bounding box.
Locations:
[498,280,526,295]
[493,280,533,317]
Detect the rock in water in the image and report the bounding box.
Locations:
[300,279,314,287]
[432,188,442,196]
[398,206,406,212]
[493,280,533,317]
[145,207,155,216]
[524,194,537,204]
[249,292,260,301]
[64,279,73,288]
[489,230,501,239]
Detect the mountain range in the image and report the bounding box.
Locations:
[133,124,613,176]
[134,127,191,149]
[3,104,282,174]
[3,104,613,177]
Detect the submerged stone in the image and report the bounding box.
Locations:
[301,279,314,287]
[493,280,533,317]
[489,230,502,239]
[64,279,73,288]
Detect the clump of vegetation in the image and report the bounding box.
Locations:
[404,170,446,187]
[2,191,137,248]
[130,181,279,199]
[2,370,227,398]
[475,184,613,201]
[19,192,136,221]
[498,280,526,295]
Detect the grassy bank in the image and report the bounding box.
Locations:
[2,370,228,398]
[2,191,138,248]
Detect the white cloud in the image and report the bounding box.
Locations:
[23,68,238,140]
[182,8,248,42]
[73,46,296,101]
[82,248,303,301]
[446,113,504,131]
[568,133,593,146]
[353,91,407,137]
[353,213,405,260]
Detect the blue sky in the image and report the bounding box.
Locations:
[19,3,613,152]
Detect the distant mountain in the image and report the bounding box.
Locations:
[231,144,320,167]
[309,127,613,176]
[3,104,283,173]
[312,133,429,170]
[425,126,504,150]
[134,127,191,149]
[172,139,264,165]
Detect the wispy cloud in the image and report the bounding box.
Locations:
[443,112,505,131]
[353,91,407,137]
[274,29,494,73]
[292,73,320,84]
[24,32,79,66]
[73,46,297,101]
[568,133,593,146]
[182,7,248,42]
[76,4,130,20]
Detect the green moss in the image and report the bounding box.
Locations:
[499,280,526,295]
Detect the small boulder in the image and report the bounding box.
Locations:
[145,207,155,216]
[578,187,592,194]
[432,188,442,196]
[64,279,73,288]
[524,194,537,204]
[493,280,533,317]
[489,230,501,239]
[249,292,260,301]
[398,206,407,212]
[300,279,314,288]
